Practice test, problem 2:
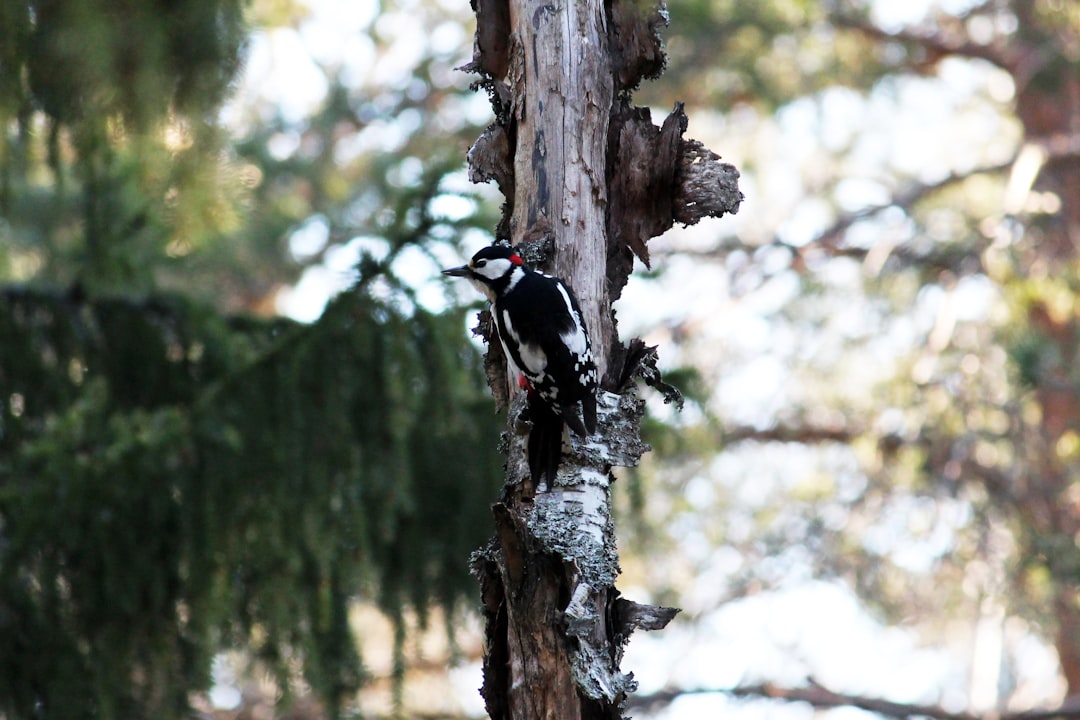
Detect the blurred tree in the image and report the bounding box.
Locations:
[0,0,248,294]
[619,0,1080,711]
[0,0,505,718]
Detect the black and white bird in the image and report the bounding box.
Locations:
[443,245,598,486]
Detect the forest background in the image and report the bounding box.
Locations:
[1,0,1079,718]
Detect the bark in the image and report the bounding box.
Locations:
[464,0,739,715]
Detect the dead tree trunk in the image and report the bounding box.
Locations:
[463,0,742,714]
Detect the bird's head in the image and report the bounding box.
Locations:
[442,245,525,301]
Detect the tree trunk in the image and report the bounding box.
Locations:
[1006,9,1080,693]
[464,0,742,715]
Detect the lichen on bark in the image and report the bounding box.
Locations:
[462,0,740,715]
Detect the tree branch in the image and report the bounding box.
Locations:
[628,681,1080,720]
[795,161,1012,255]
[676,129,1080,272]
[722,424,856,446]
[779,134,1080,267]
[831,12,1011,71]
[665,158,1012,273]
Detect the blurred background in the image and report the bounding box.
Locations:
[2,0,1079,718]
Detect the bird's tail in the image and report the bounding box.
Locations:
[581,391,597,435]
[527,390,564,490]
[560,391,597,438]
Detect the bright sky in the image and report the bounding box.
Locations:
[217,0,1066,717]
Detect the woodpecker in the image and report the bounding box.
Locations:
[443,245,598,486]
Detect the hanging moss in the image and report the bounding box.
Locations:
[0,286,505,719]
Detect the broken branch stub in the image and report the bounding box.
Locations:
[461,0,742,714]
[606,102,743,306]
[674,138,744,226]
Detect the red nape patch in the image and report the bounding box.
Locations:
[518,374,531,390]
[509,254,524,266]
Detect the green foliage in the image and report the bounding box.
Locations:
[3,0,243,127]
[0,0,512,711]
[1008,329,1050,389]
[0,0,249,295]
[0,285,504,719]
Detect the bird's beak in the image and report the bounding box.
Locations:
[442,265,471,278]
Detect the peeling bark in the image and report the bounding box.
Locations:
[608,0,668,89]
[673,138,744,226]
[607,101,685,271]
[464,0,738,714]
[472,393,658,718]
[465,0,510,80]
[603,101,742,306]
[467,125,515,240]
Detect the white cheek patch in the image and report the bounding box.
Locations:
[502,309,548,375]
[474,258,513,281]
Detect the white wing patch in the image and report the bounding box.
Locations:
[502,309,548,376]
[555,282,589,356]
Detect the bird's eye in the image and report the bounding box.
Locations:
[475,259,487,268]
